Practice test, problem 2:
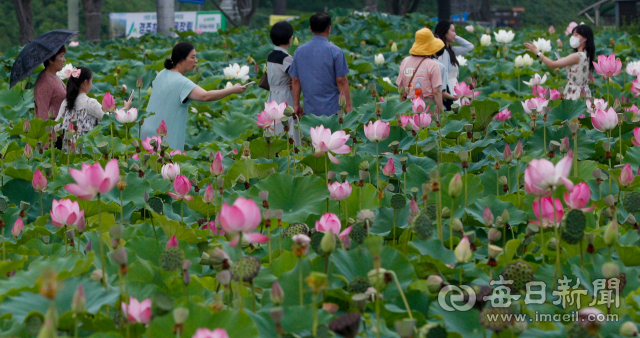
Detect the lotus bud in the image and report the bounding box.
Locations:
[149,138,158,148]
[441,207,450,218]
[424,275,444,294]
[503,144,512,162]
[488,228,502,242]
[448,173,462,199]
[216,177,225,189]
[84,240,92,252]
[216,270,231,286]
[602,208,613,218]
[501,209,510,225]
[173,308,189,325]
[23,118,31,133]
[320,230,336,253]
[619,321,639,337]
[451,218,463,232]
[514,140,523,160]
[183,269,191,285]
[454,236,472,263]
[464,124,473,133]
[109,225,124,240]
[604,195,615,207]
[72,284,86,314]
[110,248,128,266]
[458,150,469,162]
[464,230,476,243]
[488,244,503,259]
[136,75,143,89]
[270,280,284,306]
[560,137,570,154]
[90,269,105,282]
[391,42,398,53]
[624,214,637,226]
[368,268,391,291]
[592,169,603,180]
[604,220,618,246]
[235,174,246,185]
[548,237,558,251]
[24,143,33,159]
[602,262,620,278]
[327,171,336,183]
[497,176,508,186]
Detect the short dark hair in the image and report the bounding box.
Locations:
[271,21,294,46]
[164,42,195,69]
[310,13,331,33]
[44,45,66,69]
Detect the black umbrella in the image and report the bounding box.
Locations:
[10,29,78,88]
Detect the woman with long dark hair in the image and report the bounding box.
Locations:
[55,66,132,150]
[434,20,475,100]
[34,46,67,120]
[525,24,595,100]
[140,42,248,151]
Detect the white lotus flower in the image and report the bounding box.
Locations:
[494,30,515,44]
[225,82,234,89]
[523,73,547,86]
[465,25,474,33]
[514,55,525,68]
[374,54,385,65]
[382,77,394,86]
[626,61,640,76]
[114,108,138,123]
[223,63,250,82]
[523,54,534,66]
[56,63,74,80]
[480,34,491,47]
[456,55,468,67]
[532,38,552,53]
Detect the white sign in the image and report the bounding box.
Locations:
[109,11,226,39]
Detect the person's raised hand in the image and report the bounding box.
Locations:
[124,97,133,110]
[232,83,247,94]
[524,42,538,55]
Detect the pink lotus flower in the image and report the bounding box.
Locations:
[627,104,640,115]
[65,159,120,200]
[380,97,386,102]
[364,120,390,142]
[12,218,23,238]
[310,125,351,164]
[415,112,432,129]
[102,92,115,112]
[632,77,640,98]
[400,115,419,131]
[412,97,426,113]
[453,81,480,105]
[263,101,286,121]
[256,110,277,130]
[169,150,184,156]
[32,169,47,192]
[593,54,622,79]
[210,151,224,176]
[548,89,561,101]
[563,182,595,212]
[521,97,549,114]
[338,226,353,249]
[523,73,547,86]
[532,197,564,228]
[121,297,152,324]
[195,28,203,35]
[203,184,215,203]
[161,163,180,181]
[548,25,555,34]
[114,108,138,123]
[591,107,618,132]
[531,85,547,97]
[620,163,634,187]
[494,108,512,121]
[156,120,167,137]
[315,213,342,234]
[168,175,193,201]
[328,181,352,201]
[202,221,224,235]
[219,197,267,246]
[192,328,229,338]
[524,150,573,196]
[51,199,84,228]
[382,158,396,176]
[166,235,178,248]
[483,206,494,226]
[565,22,578,36]
[586,98,608,115]
[632,127,640,147]
[69,41,80,47]
[141,136,162,154]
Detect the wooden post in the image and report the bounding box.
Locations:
[68,0,79,31]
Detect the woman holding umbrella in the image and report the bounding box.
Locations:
[33,46,67,120]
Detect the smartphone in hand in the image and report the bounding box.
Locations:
[128,89,135,102]
[244,81,256,87]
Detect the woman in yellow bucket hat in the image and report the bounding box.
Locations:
[396,28,445,112]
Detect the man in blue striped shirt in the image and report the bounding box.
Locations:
[289,13,351,117]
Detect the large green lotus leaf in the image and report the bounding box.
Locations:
[457,99,501,131]
[0,252,94,302]
[249,173,328,224]
[0,277,119,322]
[546,99,587,123]
[371,206,411,236]
[211,110,257,141]
[103,172,150,208]
[223,158,278,189]
[527,123,596,160]
[425,173,484,220]
[298,111,361,137]
[344,183,378,219]
[465,195,528,226]
[184,195,217,219]
[249,138,288,159]
[300,154,327,175]
[151,212,209,245]
[331,246,416,300]
[428,296,484,338]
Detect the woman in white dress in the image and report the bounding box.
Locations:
[524,24,595,100]
[435,20,475,106]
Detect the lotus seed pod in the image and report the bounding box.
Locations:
[549,140,560,152]
[359,170,369,181]
[441,207,451,218]
[390,194,407,210]
[488,244,503,259]
[20,201,30,212]
[216,177,225,189]
[231,256,262,282]
[602,262,620,279]
[585,233,596,245]
[388,141,399,152]
[410,187,419,199]
[548,237,558,251]
[160,247,185,271]
[488,228,502,242]
[90,269,105,282]
[561,209,586,245]
[602,208,613,219]
[604,220,619,247]
[411,212,433,240]
[464,124,473,133]
[458,150,469,162]
[348,276,371,294]
[400,157,408,166]
[498,176,508,185]
[143,154,150,161]
[283,105,295,117]
[603,195,615,207]
[349,223,367,245]
[603,142,611,152]
[173,308,189,325]
[359,161,370,171]
[395,319,417,338]
[356,209,375,227]
[619,321,639,337]
[426,275,444,293]
[529,120,536,130]
[274,209,283,219]
[525,223,539,236]
[464,230,476,243]
[511,320,528,335]
[522,235,534,246]
[367,268,390,291]
[216,270,231,286]
[109,225,124,240]
[263,209,273,221]
[624,192,640,213]
[501,261,533,292]
[97,141,109,155]
[624,214,637,226]
[110,248,128,265]
[451,218,463,232]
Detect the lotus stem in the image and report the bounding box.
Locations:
[539,198,545,264]
[375,290,381,338]
[450,197,455,250]
[98,193,107,290]
[393,209,397,247]
[390,270,413,319]
[299,258,304,306]
[267,226,272,265]
[344,200,348,232]
[609,130,613,194]
[543,118,547,155]
[325,154,329,212]
[120,189,124,226]
[109,114,114,159]
[1,229,4,261]
[515,160,520,208]
[64,225,68,256]
[250,280,256,312]
[286,134,290,175]
[40,192,44,218]
[553,188,560,289]
[376,142,380,206]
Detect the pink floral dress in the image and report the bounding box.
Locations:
[563,51,592,100]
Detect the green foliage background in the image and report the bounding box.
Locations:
[0,0,627,49]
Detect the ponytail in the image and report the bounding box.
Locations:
[66,66,92,111]
[164,42,195,70]
[164,59,174,69]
